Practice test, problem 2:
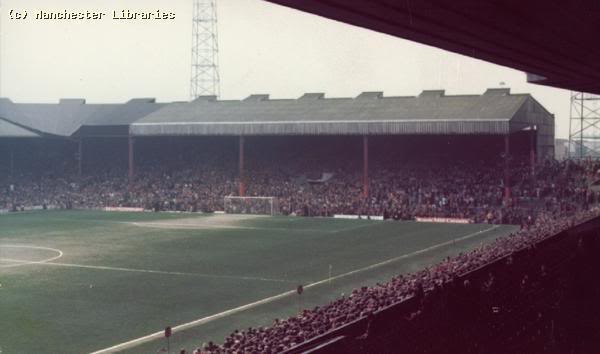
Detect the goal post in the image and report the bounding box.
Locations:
[224,196,280,215]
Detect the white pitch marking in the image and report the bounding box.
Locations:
[0,259,290,283]
[129,221,327,233]
[328,222,379,234]
[89,225,499,354]
[0,244,64,269]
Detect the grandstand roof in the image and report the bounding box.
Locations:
[0,98,164,137]
[82,99,165,127]
[0,89,552,138]
[131,88,547,136]
[0,118,39,138]
[266,0,600,95]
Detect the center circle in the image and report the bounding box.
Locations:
[0,245,63,268]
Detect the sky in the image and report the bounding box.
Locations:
[0,0,572,138]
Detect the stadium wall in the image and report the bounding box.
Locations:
[511,96,555,161]
[284,216,600,354]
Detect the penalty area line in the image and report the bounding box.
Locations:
[129,221,328,233]
[89,225,499,354]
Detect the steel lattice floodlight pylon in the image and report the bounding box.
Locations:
[190,0,220,99]
[568,92,600,159]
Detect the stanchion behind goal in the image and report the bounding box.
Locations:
[224,196,280,215]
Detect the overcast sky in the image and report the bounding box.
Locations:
[0,0,571,138]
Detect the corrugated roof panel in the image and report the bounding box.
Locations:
[84,101,165,126]
[0,89,546,138]
[419,90,445,97]
[0,119,39,138]
[129,120,510,136]
[356,92,383,99]
[59,98,86,104]
[0,99,164,136]
[299,93,325,100]
[131,91,531,136]
[243,94,270,102]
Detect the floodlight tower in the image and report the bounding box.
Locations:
[0,0,3,97]
[568,92,600,159]
[190,0,220,99]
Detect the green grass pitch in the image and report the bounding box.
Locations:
[0,211,517,354]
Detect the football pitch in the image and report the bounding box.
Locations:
[0,211,517,354]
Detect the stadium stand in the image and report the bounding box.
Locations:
[3,89,600,352]
[0,140,595,225]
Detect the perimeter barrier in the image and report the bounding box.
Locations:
[283,216,600,354]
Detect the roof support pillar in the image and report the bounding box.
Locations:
[504,134,511,202]
[239,135,245,197]
[78,138,83,177]
[128,136,135,183]
[530,128,536,178]
[9,145,14,177]
[363,135,369,198]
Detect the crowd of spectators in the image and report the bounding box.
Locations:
[3,147,599,226]
[192,206,600,354]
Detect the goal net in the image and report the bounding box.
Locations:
[224,196,280,215]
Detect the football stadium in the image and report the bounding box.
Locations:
[3,1,600,354]
[2,88,600,354]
